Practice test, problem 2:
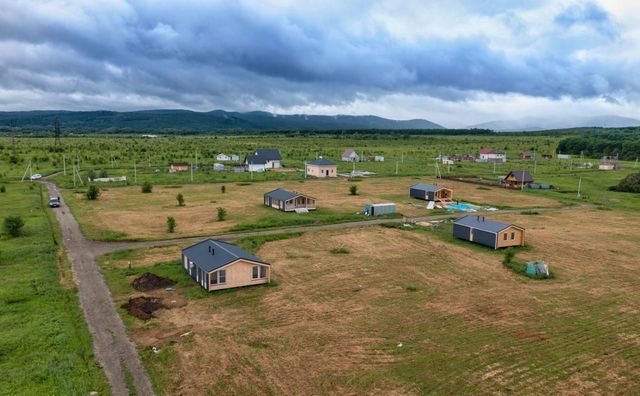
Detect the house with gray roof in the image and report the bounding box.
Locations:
[341,149,360,162]
[264,188,316,212]
[410,183,453,202]
[453,215,525,249]
[306,158,337,178]
[182,239,271,291]
[502,170,534,188]
[244,148,282,172]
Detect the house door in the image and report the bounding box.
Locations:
[325,169,329,176]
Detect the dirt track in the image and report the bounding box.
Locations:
[44,181,155,396]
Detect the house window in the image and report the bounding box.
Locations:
[259,266,267,279]
[252,266,259,279]
[218,270,226,284]
[503,233,508,241]
[511,232,515,240]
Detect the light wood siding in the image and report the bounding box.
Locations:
[496,226,525,248]
[306,164,337,178]
[208,259,270,291]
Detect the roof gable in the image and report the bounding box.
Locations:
[506,170,534,182]
[342,149,358,157]
[183,239,269,272]
[410,183,446,192]
[454,215,522,233]
[255,149,281,160]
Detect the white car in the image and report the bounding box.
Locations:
[30,174,42,180]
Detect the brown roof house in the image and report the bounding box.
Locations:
[264,188,316,212]
[519,151,534,160]
[169,162,190,173]
[503,170,534,188]
[182,239,271,291]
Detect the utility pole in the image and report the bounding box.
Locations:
[134,160,137,183]
[395,160,399,175]
[63,154,67,176]
[493,161,496,174]
[148,152,151,168]
[635,158,638,168]
[53,117,62,150]
[190,159,193,182]
[577,177,582,198]
[304,161,307,179]
[401,152,404,163]
[21,160,33,182]
[12,137,17,159]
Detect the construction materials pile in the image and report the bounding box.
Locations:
[132,272,176,292]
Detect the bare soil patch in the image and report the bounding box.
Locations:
[132,272,176,292]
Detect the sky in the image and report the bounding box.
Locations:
[0,0,639,127]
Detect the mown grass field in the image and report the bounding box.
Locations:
[62,176,559,240]
[99,208,640,395]
[0,183,108,395]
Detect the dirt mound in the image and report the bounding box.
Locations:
[121,297,165,320]
[132,272,176,292]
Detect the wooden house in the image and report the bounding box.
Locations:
[306,158,337,178]
[169,162,190,173]
[502,170,534,188]
[453,215,525,249]
[409,183,453,202]
[264,188,316,212]
[519,151,534,160]
[182,239,271,291]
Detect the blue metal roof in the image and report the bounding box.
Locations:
[182,239,269,272]
[410,183,446,192]
[255,149,281,160]
[307,158,336,166]
[454,215,522,233]
[264,188,300,201]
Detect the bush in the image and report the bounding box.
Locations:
[87,169,96,181]
[217,207,227,221]
[141,181,153,193]
[99,169,108,178]
[330,247,350,254]
[86,185,100,200]
[349,185,358,195]
[502,249,515,265]
[0,185,5,193]
[610,173,640,193]
[4,216,25,237]
[176,193,184,206]
[167,216,176,233]
[221,185,226,194]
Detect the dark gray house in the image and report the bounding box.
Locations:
[182,239,271,291]
[264,188,316,212]
[453,215,525,249]
[409,183,453,202]
[244,149,282,171]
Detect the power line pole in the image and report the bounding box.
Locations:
[63,154,66,176]
[53,117,62,150]
[577,177,582,198]
[395,160,398,175]
[134,160,137,183]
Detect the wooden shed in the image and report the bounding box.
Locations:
[182,239,271,291]
[264,188,316,212]
[409,183,453,202]
[453,215,525,249]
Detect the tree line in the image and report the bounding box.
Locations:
[557,129,640,160]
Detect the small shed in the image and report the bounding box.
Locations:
[213,163,225,171]
[169,162,190,173]
[364,203,395,216]
[410,183,453,202]
[519,151,534,160]
[306,158,337,178]
[453,215,525,249]
[503,170,534,188]
[264,188,316,212]
[182,239,271,291]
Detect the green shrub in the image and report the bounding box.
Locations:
[610,173,640,193]
[349,185,358,195]
[217,207,227,221]
[0,185,5,193]
[221,185,226,194]
[502,249,515,265]
[167,216,176,233]
[176,193,184,206]
[87,169,96,181]
[86,185,100,200]
[141,181,153,193]
[521,210,539,215]
[330,247,350,254]
[4,216,25,237]
[99,169,108,178]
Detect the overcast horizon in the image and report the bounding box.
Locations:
[1,1,639,128]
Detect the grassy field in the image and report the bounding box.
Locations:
[98,208,640,395]
[62,176,560,240]
[0,183,108,395]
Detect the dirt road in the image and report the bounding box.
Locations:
[44,182,154,396]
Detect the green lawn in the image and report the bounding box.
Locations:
[0,183,108,395]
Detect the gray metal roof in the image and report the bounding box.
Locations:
[307,158,336,166]
[255,149,281,160]
[410,183,446,192]
[244,154,266,165]
[454,215,522,233]
[507,170,534,182]
[182,239,269,272]
[264,188,299,201]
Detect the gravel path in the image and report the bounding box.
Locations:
[44,182,155,396]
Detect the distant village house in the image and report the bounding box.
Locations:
[244,149,282,172]
[478,149,507,163]
[409,183,453,203]
[502,170,534,188]
[519,151,534,160]
[306,158,337,178]
[341,149,360,162]
[169,162,190,173]
[264,188,316,212]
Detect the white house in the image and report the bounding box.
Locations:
[213,163,225,171]
[478,149,507,163]
[230,154,240,161]
[217,153,231,161]
[244,149,282,172]
[341,149,360,162]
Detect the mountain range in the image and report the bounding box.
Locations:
[469,115,640,131]
[0,110,444,132]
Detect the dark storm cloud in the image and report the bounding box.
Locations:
[0,1,635,111]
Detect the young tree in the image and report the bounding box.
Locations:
[4,216,25,237]
[349,185,358,196]
[176,193,185,206]
[87,169,96,181]
[221,185,226,194]
[217,207,227,221]
[141,181,153,193]
[167,216,176,233]
[0,185,5,193]
[99,169,108,178]
[86,185,100,200]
